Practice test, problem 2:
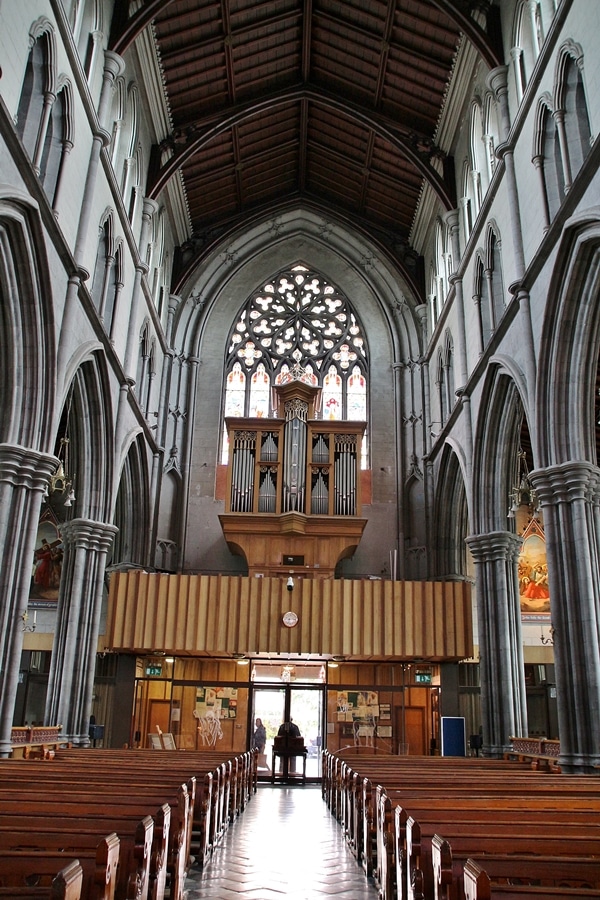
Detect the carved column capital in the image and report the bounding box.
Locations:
[466,530,523,564]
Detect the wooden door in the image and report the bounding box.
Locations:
[396,705,427,756]
[148,700,171,747]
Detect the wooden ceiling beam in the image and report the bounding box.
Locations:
[429,0,502,69]
[149,85,453,210]
[301,0,312,82]
[109,0,177,56]
[373,0,398,108]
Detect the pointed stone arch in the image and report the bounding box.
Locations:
[536,212,600,466]
[0,197,56,448]
[433,442,470,578]
[112,433,151,567]
[472,362,528,534]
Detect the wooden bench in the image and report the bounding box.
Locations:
[322,752,600,900]
[463,858,600,900]
[0,859,83,900]
[0,811,155,900]
[433,838,600,900]
[0,786,187,899]
[0,747,253,897]
[0,834,119,900]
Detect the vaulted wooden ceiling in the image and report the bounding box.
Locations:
[110,1,501,293]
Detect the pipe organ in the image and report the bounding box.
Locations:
[219,377,367,578]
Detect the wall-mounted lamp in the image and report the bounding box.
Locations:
[540,626,554,646]
[286,575,294,592]
[233,653,249,665]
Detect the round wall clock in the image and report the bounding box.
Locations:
[282,610,298,628]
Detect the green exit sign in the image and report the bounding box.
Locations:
[415,671,432,684]
[146,664,162,676]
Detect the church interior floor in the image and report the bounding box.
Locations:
[184,783,379,899]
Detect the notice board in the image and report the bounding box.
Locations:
[441,716,466,756]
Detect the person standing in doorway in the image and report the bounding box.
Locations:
[252,717,266,753]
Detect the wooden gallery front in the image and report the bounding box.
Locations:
[97,378,474,770]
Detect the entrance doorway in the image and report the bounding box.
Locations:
[252,683,324,781]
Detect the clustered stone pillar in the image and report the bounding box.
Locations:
[530,462,600,773]
[466,531,528,757]
[0,446,57,756]
[44,518,117,747]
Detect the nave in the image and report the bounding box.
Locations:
[184,784,378,900]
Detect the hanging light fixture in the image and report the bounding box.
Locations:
[45,390,76,506]
[507,449,538,519]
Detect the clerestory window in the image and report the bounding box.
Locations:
[222,263,368,466]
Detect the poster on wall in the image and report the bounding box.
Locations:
[30,509,63,604]
[518,518,550,620]
[336,691,379,721]
[195,686,238,719]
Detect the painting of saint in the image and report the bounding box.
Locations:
[518,519,550,615]
[30,516,63,601]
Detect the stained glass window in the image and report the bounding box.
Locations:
[222,263,368,464]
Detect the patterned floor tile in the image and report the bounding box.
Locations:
[184,784,379,898]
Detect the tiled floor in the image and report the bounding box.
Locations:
[184,784,379,899]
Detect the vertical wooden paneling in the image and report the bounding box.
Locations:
[106,573,472,660]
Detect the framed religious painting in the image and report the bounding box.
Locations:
[30,507,63,605]
[518,517,550,619]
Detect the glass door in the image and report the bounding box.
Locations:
[289,687,323,778]
[251,683,324,781]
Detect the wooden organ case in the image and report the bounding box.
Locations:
[219,377,367,579]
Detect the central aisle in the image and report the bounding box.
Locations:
[184,784,379,899]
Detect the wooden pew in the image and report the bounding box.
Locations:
[0,788,183,900]
[463,858,600,900]
[0,747,253,894]
[0,834,119,900]
[403,814,600,900]
[433,837,600,900]
[0,859,83,900]
[322,753,600,900]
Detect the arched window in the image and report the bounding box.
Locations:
[39,79,73,209]
[483,93,500,184]
[136,321,150,404]
[434,219,449,309]
[469,100,485,204]
[512,1,542,102]
[443,331,455,418]
[90,212,113,314]
[460,160,473,246]
[121,85,139,195]
[106,242,123,340]
[109,76,126,169]
[437,349,447,426]
[149,207,166,311]
[488,230,504,331]
[221,263,368,465]
[473,255,491,352]
[16,22,55,164]
[537,97,565,221]
[75,0,102,80]
[555,46,592,183]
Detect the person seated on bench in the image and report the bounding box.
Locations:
[277,719,301,772]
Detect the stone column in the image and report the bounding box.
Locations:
[44,518,117,746]
[529,462,600,772]
[466,531,528,757]
[0,445,57,757]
